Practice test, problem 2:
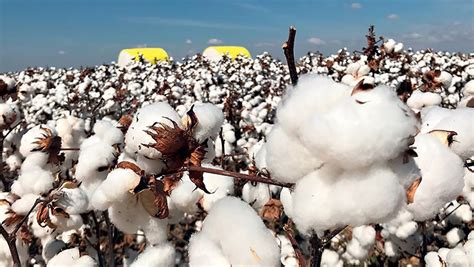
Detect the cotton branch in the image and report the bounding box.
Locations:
[185,165,294,188]
[282,26,298,86]
[284,220,306,267]
[0,198,42,267]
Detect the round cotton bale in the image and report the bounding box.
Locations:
[202,46,251,62]
[118,48,169,67]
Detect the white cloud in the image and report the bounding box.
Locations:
[58,50,66,55]
[135,44,147,48]
[387,14,399,20]
[208,38,223,45]
[351,3,362,9]
[405,32,423,39]
[307,37,326,45]
[186,39,192,44]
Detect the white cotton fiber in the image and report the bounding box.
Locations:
[200,165,234,211]
[169,172,203,214]
[107,194,149,234]
[321,249,343,267]
[408,134,465,221]
[407,90,442,113]
[189,233,231,266]
[420,106,452,133]
[130,243,175,267]
[141,216,168,245]
[343,225,376,262]
[276,74,350,135]
[189,197,280,266]
[298,86,418,170]
[0,103,19,130]
[16,167,54,195]
[91,168,140,210]
[241,182,271,211]
[75,142,117,183]
[136,154,165,175]
[264,126,323,183]
[11,194,39,215]
[292,165,404,233]
[433,108,474,159]
[56,187,89,215]
[190,103,224,142]
[424,252,443,267]
[125,102,182,159]
[279,188,294,219]
[445,247,469,267]
[47,247,96,267]
[446,227,465,247]
[93,120,124,146]
[19,125,57,157]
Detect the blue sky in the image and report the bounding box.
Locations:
[0,0,473,72]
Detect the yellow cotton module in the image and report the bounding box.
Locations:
[202,46,251,61]
[118,48,169,67]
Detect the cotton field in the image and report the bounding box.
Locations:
[1,29,474,267]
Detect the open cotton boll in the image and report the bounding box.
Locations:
[463,169,474,207]
[55,187,89,215]
[242,182,271,211]
[11,193,39,214]
[445,247,469,267]
[299,86,418,170]
[383,39,396,53]
[91,168,140,210]
[21,152,50,172]
[189,232,231,266]
[56,115,86,163]
[446,227,465,247]
[393,42,404,53]
[321,249,343,267]
[108,194,150,234]
[462,80,474,95]
[264,126,323,183]
[292,166,404,233]
[408,134,465,221]
[125,102,182,159]
[141,216,169,246]
[169,172,203,214]
[19,125,57,157]
[434,71,453,89]
[130,243,174,267]
[191,197,280,267]
[49,213,84,231]
[47,248,96,267]
[75,142,117,183]
[0,103,20,130]
[420,106,452,133]
[15,167,54,195]
[343,225,376,262]
[200,165,234,211]
[425,252,443,267]
[190,103,224,142]
[463,239,474,264]
[136,154,165,175]
[93,120,124,146]
[407,90,442,113]
[433,108,474,159]
[276,74,350,135]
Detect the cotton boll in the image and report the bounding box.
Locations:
[55,187,89,215]
[420,106,452,133]
[433,108,474,159]
[108,194,149,234]
[462,80,474,95]
[11,194,39,215]
[393,42,404,53]
[19,125,57,157]
[383,39,396,53]
[169,173,203,214]
[75,142,117,184]
[242,182,271,211]
[142,216,169,245]
[408,134,465,221]
[189,232,231,266]
[276,74,350,135]
[445,247,469,267]
[47,248,96,267]
[190,103,224,142]
[130,243,175,267]
[299,86,418,170]
[125,102,182,159]
[264,126,323,183]
[407,90,442,113]
[200,165,234,211]
[446,227,465,247]
[424,252,443,267]
[321,249,343,267]
[93,120,124,146]
[280,188,294,219]
[343,225,376,262]
[91,168,140,210]
[463,239,474,264]
[292,166,404,233]
[434,71,453,89]
[49,213,83,231]
[0,103,20,130]
[191,197,280,266]
[56,115,86,165]
[16,167,54,195]
[136,154,165,175]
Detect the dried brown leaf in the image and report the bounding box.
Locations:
[117,161,143,176]
[138,180,169,219]
[259,198,283,221]
[188,144,211,193]
[406,177,422,204]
